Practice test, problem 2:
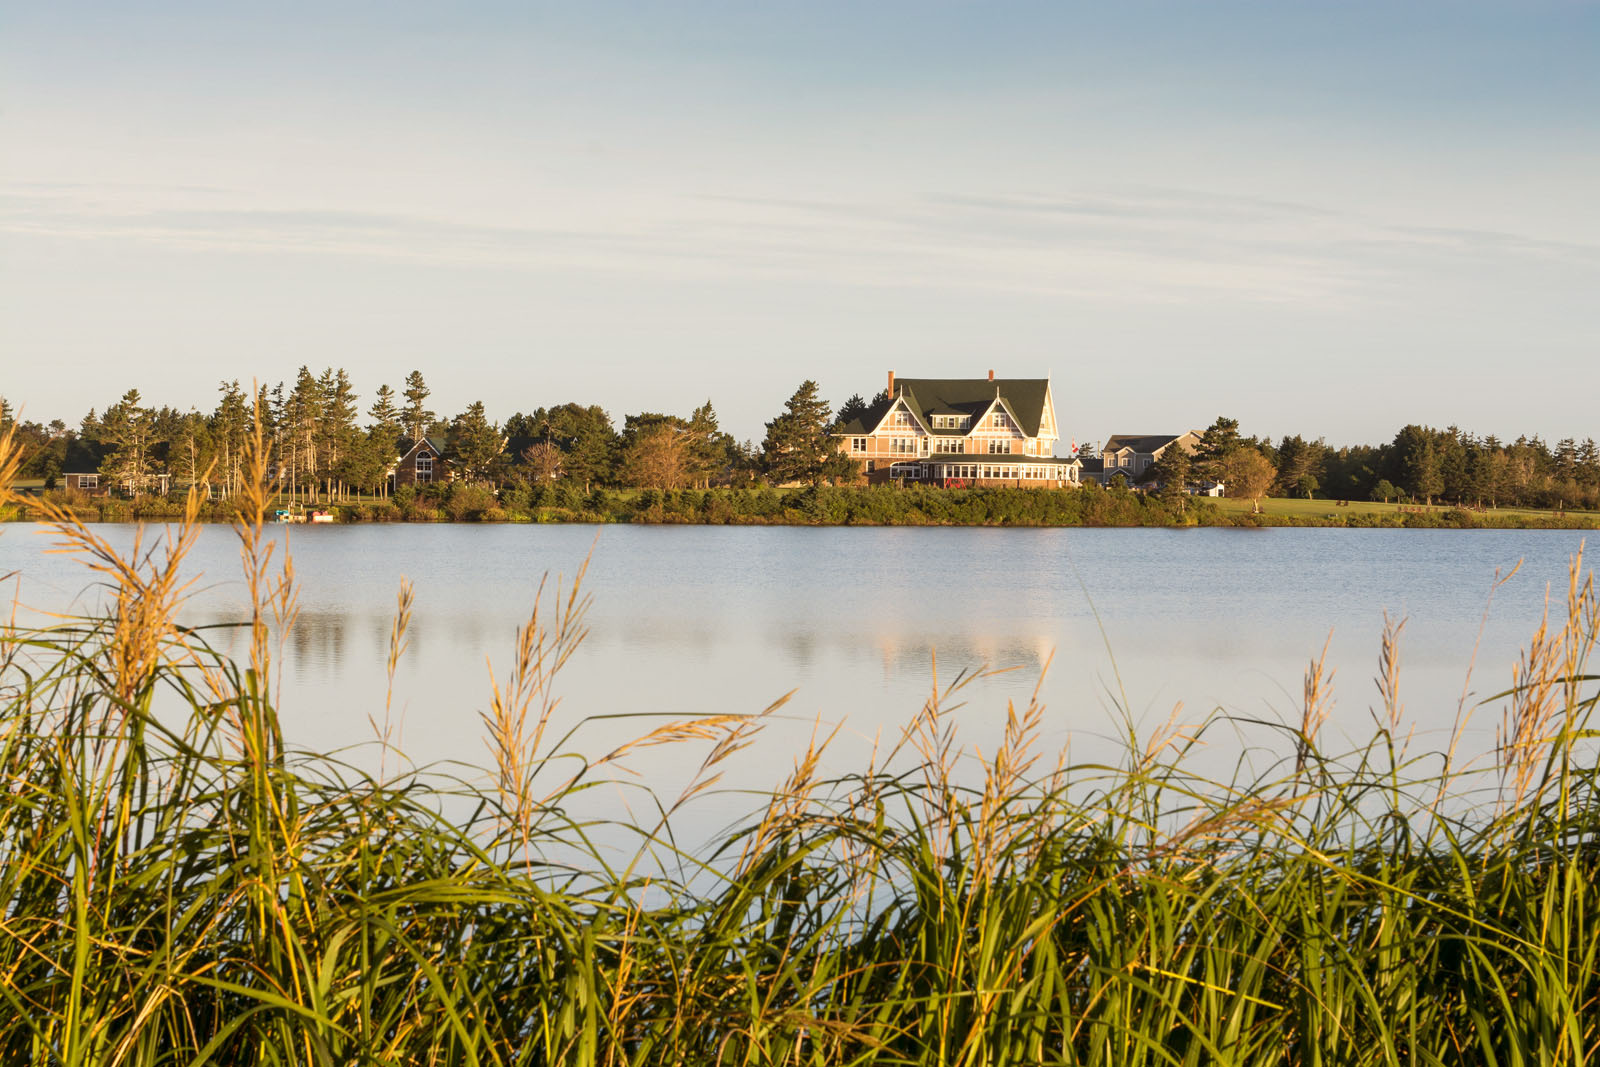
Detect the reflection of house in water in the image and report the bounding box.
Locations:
[873,633,1055,681]
[289,612,352,675]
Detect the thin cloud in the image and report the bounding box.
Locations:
[4,181,1594,310]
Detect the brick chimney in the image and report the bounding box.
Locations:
[988,369,995,382]
[887,370,895,397]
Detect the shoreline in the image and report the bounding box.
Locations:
[6,488,1599,531]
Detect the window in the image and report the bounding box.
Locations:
[893,410,912,427]
[852,437,868,452]
[988,438,1012,454]
[416,454,433,484]
[891,437,917,455]
[80,474,98,489]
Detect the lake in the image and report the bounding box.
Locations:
[1,522,1589,818]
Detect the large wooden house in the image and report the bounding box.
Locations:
[832,371,1081,487]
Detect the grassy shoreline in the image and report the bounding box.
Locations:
[6,484,1600,530]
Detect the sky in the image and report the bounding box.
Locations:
[3,0,1597,449]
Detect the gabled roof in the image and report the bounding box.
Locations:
[398,435,449,460]
[1103,434,1184,455]
[835,378,1053,438]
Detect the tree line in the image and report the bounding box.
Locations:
[1097,416,1600,513]
[0,376,859,501]
[2,383,1596,511]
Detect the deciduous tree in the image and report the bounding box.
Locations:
[1221,449,1276,513]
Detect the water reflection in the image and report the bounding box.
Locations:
[0,523,1587,806]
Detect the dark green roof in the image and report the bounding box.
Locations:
[398,435,449,459]
[835,377,1052,438]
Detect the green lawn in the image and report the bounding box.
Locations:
[1208,495,1600,523]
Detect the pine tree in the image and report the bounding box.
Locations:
[98,389,156,495]
[686,400,728,488]
[761,381,834,485]
[283,367,324,501]
[449,401,504,484]
[173,411,213,492]
[369,384,402,439]
[213,381,250,497]
[402,371,434,444]
[1191,417,1242,483]
[542,404,617,492]
[317,368,359,499]
[1152,442,1191,512]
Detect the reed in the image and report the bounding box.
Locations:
[2,419,1599,1065]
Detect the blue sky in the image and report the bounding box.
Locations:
[3,1,1597,447]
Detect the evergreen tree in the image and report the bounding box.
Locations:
[213,381,251,497]
[1152,442,1191,512]
[282,367,324,500]
[98,389,157,495]
[1391,426,1443,504]
[542,403,617,492]
[1578,438,1600,488]
[449,401,504,484]
[1191,417,1242,483]
[402,371,434,444]
[761,380,834,485]
[317,367,360,499]
[686,400,731,487]
[173,410,214,492]
[1273,435,1325,497]
[369,384,402,440]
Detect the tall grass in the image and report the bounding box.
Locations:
[2,417,1599,1065]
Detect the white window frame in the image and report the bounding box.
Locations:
[416,454,434,484]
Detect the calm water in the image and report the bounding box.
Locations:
[1,523,1590,808]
